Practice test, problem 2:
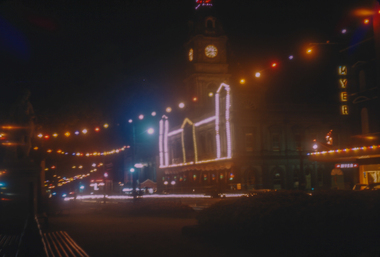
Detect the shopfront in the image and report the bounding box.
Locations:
[308,145,380,189]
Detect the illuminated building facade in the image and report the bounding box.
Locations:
[157,3,348,193]
[309,2,380,189]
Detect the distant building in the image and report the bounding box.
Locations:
[309,2,380,189]
[156,4,348,193]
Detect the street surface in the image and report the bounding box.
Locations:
[42,199,252,257]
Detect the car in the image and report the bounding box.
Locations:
[352,183,368,191]
[364,183,380,190]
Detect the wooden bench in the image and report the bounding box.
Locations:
[43,231,89,257]
[0,234,19,257]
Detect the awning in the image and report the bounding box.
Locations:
[308,145,380,162]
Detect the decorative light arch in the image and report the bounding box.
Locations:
[159,83,232,168]
[180,118,198,163]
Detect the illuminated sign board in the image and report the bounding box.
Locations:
[339,78,347,89]
[338,66,347,75]
[338,65,348,115]
[335,163,358,169]
[341,105,349,115]
[340,92,348,102]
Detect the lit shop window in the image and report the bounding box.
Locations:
[212,174,216,181]
[229,173,235,181]
[203,174,208,181]
[174,176,177,181]
[179,176,183,182]
[220,173,224,179]
[162,177,165,181]
[193,174,197,181]
[183,175,187,182]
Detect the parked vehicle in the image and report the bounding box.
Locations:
[364,183,380,190]
[352,183,368,191]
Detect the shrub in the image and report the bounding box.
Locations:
[196,191,380,256]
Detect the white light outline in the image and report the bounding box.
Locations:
[164,119,169,166]
[215,90,221,158]
[168,128,183,136]
[194,116,216,127]
[159,119,164,167]
[159,83,232,169]
[217,83,232,158]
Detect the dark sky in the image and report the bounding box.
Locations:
[0,0,377,125]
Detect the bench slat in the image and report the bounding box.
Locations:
[44,232,89,257]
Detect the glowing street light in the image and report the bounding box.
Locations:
[179,102,185,108]
[208,92,213,97]
[364,19,370,24]
[171,181,176,185]
[95,127,100,132]
[151,112,156,116]
[139,115,144,120]
[147,128,154,134]
[65,132,70,137]
[52,133,58,137]
[306,48,313,54]
[130,168,135,172]
[255,72,261,78]
[289,55,294,60]
[271,62,277,68]
[240,79,246,84]
[128,119,133,123]
[37,133,43,138]
[193,97,198,102]
[74,131,80,135]
[103,123,109,128]
[341,29,347,34]
[166,107,172,113]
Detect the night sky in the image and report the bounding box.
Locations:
[0,0,376,125]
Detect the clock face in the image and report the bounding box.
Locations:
[205,45,218,58]
[188,48,194,61]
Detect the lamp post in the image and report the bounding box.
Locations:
[129,114,155,199]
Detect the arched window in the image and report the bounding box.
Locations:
[205,18,215,29]
[207,20,213,29]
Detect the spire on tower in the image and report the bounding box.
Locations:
[195,0,213,10]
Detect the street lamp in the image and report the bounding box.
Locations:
[129,116,156,199]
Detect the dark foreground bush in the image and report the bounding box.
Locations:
[196,191,380,257]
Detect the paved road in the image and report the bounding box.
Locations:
[42,200,252,257]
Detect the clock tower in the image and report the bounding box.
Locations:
[184,1,230,108]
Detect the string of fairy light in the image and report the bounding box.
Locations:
[3,5,377,162]
[44,162,107,189]
[237,13,377,84]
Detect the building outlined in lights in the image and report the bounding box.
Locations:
[156,2,348,193]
